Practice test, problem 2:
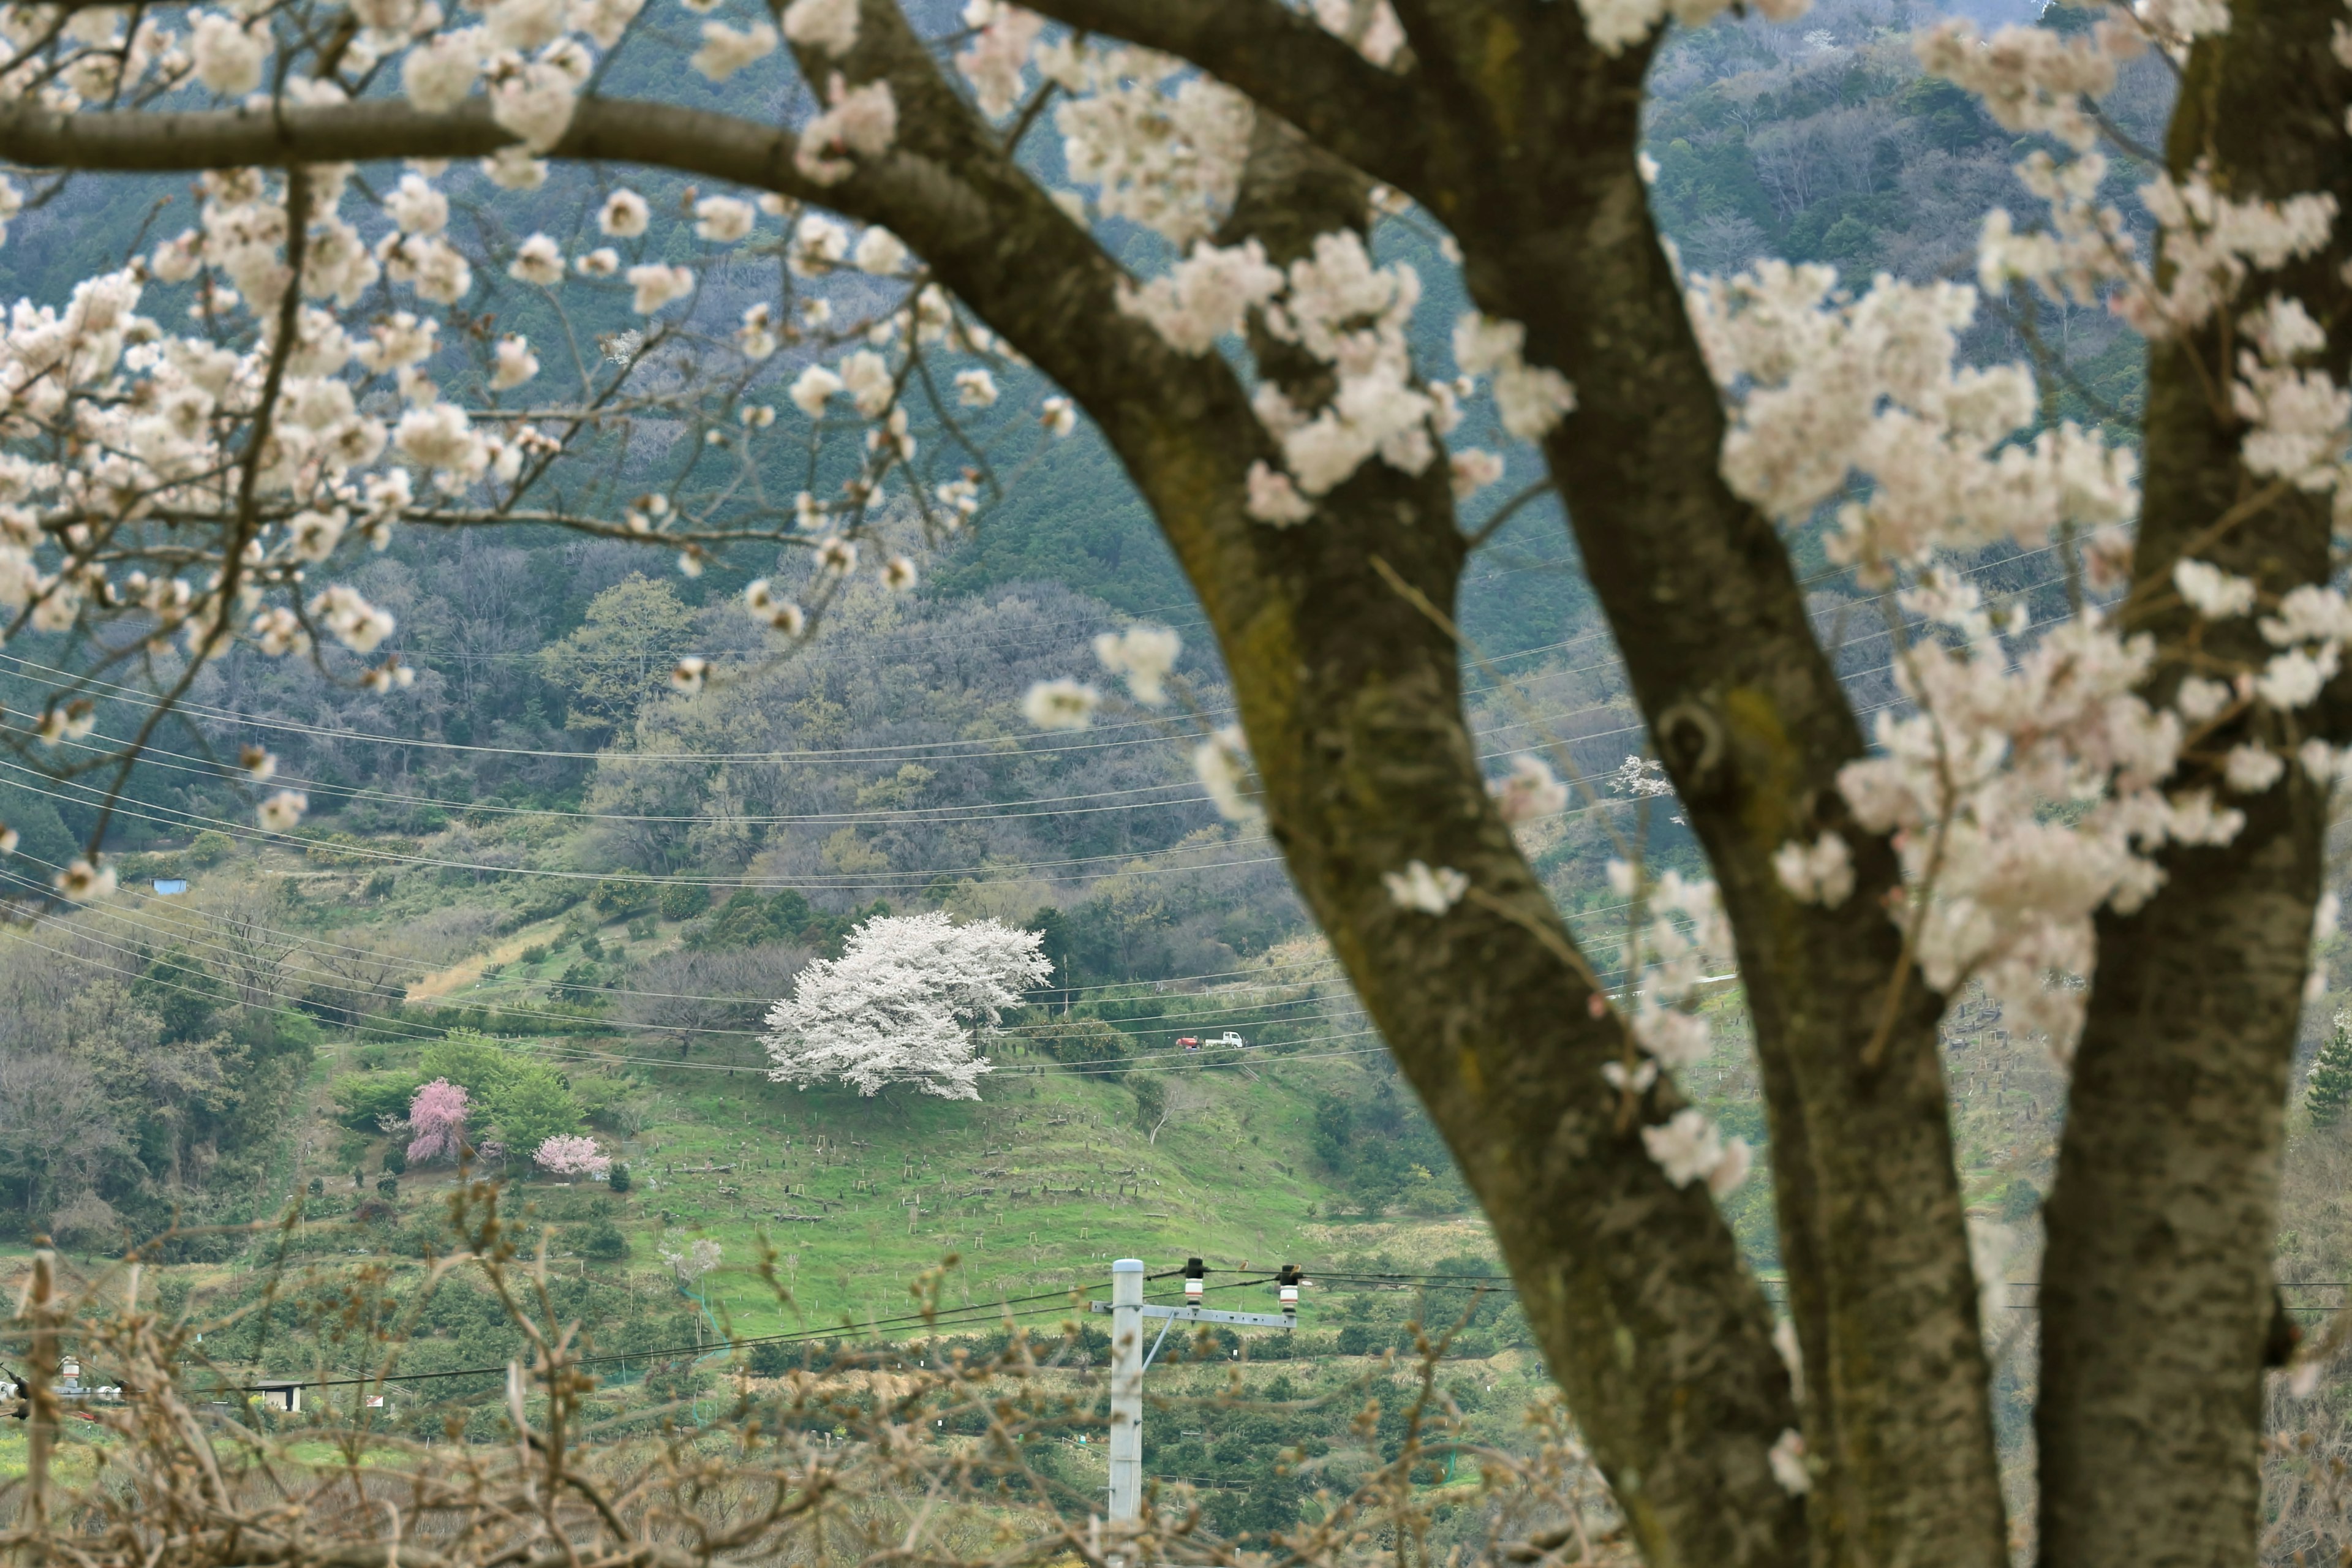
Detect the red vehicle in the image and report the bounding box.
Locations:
[1178,1036,1200,1051]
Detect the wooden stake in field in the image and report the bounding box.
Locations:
[19,1248,57,1556]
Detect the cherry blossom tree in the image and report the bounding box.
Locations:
[532,1133,610,1178]
[404,1077,469,1165]
[657,1232,721,1286]
[762,911,1049,1098]
[0,0,2342,1561]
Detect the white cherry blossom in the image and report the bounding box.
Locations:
[1384,861,1468,915]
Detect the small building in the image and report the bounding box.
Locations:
[254,1381,304,1412]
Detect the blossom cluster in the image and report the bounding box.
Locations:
[1709,12,2352,1060]
[0,46,1082,856]
[1111,227,1551,526]
[1575,0,1808,60]
[1831,577,2248,1052]
[1688,260,2138,578]
[1041,37,1253,245]
[1913,20,2116,153]
[533,1133,612,1178]
[1695,242,2273,1054]
[405,1077,472,1165]
[1597,857,1752,1196]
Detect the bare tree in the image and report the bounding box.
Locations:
[620,943,814,1039]
[0,1053,132,1219]
[213,894,302,1038]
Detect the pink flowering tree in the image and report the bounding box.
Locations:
[0,0,2340,1561]
[403,1079,470,1166]
[533,1134,612,1180]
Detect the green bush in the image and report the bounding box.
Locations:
[2313,1019,2352,1126]
[658,882,712,922]
[333,1071,426,1131]
[489,1073,587,1152]
[608,1163,632,1193]
[575,1216,630,1261]
[520,944,549,965]
[1131,1072,1167,1132]
[185,829,234,866]
[594,880,658,919]
[1025,1017,1131,1072]
[508,884,587,927]
[134,951,228,1042]
[687,889,815,951]
[242,1008,321,1059]
[567,1073,630,1122]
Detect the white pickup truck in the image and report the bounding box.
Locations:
[1208,1031,1251,1049]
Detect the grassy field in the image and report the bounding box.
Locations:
[287,1028,1480,1343]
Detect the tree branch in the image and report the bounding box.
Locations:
[0,96,825,202]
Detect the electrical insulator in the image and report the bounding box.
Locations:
[1277,1264,1302,1317]
[1183,1257,1205,1305]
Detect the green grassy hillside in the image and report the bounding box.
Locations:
[283,1015,1494,1343]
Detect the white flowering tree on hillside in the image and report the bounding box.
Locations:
[0,0,2345,1558]
[761,911,1048,1098]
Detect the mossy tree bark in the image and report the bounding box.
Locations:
[1022,3,2007,1560]
[2035,1,2352,1562]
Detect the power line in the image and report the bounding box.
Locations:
[53,852,1363,1001]
[2,858,1380,1056]
[0,876,1398,1080]
[0,757,1294,887]
[0,551,2090,884]
[0,900,1393,1078]
[56,725,1225,828]
[0,552,1631,774]
[32,1272,1294,1398]
[0,535,2088,778]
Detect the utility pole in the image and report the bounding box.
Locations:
[1107,1258,1144,1529]
[1100,1257,1298,1534]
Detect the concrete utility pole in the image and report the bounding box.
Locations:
[1107,1258,1145,1528]
[1100,1257,1298,1532]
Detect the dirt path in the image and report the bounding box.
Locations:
[405,923,558,1003]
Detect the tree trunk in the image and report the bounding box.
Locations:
[2037,1,2352,1558]
[1402,10,2007,1560]
[998,10,2010,1559]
